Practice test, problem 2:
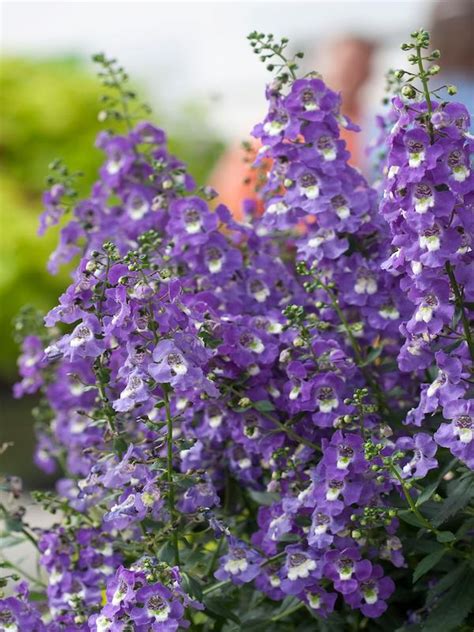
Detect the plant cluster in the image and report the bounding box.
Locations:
[1,31,473,631]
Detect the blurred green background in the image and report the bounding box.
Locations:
[0,55,224,486]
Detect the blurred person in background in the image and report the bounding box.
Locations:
[317,36,376,168]
[430,0,474,117]
[210,35,376,219]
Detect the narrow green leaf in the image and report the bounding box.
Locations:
[360,346,383,367]
[204,596,240,624]
[421,567,474,631]
[432,477,474,527]
[253,400,275,412]
[181,573,203,600]
[427,562,468,604]
[247,490,280,506]
[413,548,445,583]
[415,481,439,507]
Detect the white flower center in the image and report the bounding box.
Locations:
[224,557,248,575]
[287,556,317,580]
[267,201,289,215]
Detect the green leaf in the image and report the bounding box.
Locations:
[28,591,47,602]
[415,481,439,507]
[253,400,275,412]
[413,548,445,583]
[427,562,468,604]
[0,534,25,548]
[113,437,128,456]
[181,572,203,600]
[432,476,474,527]
[158,541,177,565]
[360,346,383,367]
[421,567,474,631]
[247,490,280,506]
[398,510,425,528]
[5,517,24,533]
[203,596,240,624]
[436,531,456,543]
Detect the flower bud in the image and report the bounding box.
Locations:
[238,397,251,408]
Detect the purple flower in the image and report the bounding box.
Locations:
[435,399,474,468]
[130,583,184,630]
[396,433,438,479]
[215,539,262,585]
[113,370,149,412]
[344,564,395,618]
[280,546,320,595]
[177,478,220,514]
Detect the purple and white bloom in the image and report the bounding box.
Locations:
[130,583,184,630]
[344,564,395,618]
[280,546,320,595]
[215,540,262,585]
[396,433,438,479]
[435,399,474,468]
[113,370,149,412]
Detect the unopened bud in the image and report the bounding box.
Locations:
[238,397,251,408]
[401,85,416,99]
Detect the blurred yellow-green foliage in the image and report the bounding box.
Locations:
[0,55,224,383]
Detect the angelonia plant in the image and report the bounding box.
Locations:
[1,29,473,631]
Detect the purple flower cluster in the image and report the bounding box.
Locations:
[89,563,198,631]
[0,583,46,632]
[7,34,474,629]
[381,96,474,467]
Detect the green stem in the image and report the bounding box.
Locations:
[95,366,116,435]
[163,387,180,566]
[389,465,460,556]
[259,409,321,453]
[1,555,46,588]
[226,384,320,452]
[271,602,305,622]
[202,579,228,596]
[108,66,133,132]
[206,537,224,576]
[390,465,436,533]
[445,262,474,364]
[416,44,434,138]
[0,504,39,550]
[94,254,116,435]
